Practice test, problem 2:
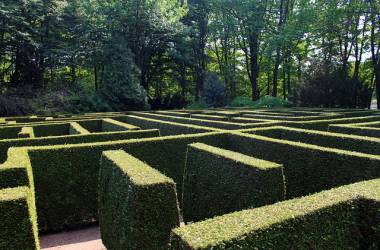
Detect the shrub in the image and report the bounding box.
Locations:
[253,95,292,108]
[171,179,380,249]
[186,101,209,110]
[99,150,180,250]
[230,96,255,107]
[183,143,284,222]
[202,73,227,107]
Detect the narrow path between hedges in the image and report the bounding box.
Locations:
[40,226,106,250]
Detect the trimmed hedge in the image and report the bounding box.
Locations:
[0,129,159,163]
[0,148,34,189]
[224,132,380,198]
[101,118,140,131]
[115,115,218,135]
[19,127,35,138]
[27,132,227,231]
[329,124,380,138]
[0,186,39,250]
[69,122,90,135]
[183,143,284,222]
[99,150,180,250]
[245,126,380,155]
[129,112,257,130]
[171,178,380,250]
[285,115,380,131]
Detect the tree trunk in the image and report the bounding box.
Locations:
[249,34,259,101]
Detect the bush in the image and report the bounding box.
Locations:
[183,143,284,222]
[186,101,210,110]
[202,73,227,107]
[171,179,380,249]
[230,96,255,107]
[99,150,180,250]
[253,95,292,108]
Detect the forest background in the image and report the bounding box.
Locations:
[1,0,380,115]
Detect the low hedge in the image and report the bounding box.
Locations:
[0,148,34,189]
[19,127,35,138]
[171,178,380,249]
[329,124,380,138]
[285,115,380,131]
[32,123,70,137]
[0,126,23,139]
[69,122,90,135]
[224,132,380,198]
[349,121,380,128]
[99,150,180,250]
[115,115,218,135]
[27,132,227,231]
[183,143,284,222]
[245,126,380,155]
[101,118,140,131]
[129,112,256,130]
[0,129,159,163]
[0,186,39,250]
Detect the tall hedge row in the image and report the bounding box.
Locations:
[99,150,180,250]
[183,143,284,222]
[247,126,380,155]
[171,179,380,250]
[27,132,227,231]
[329,124,380,138]
[101,118,140,131]
[0,129,159,163]
[225,133,380,198]
[0,187,39,250]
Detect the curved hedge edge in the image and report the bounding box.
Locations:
[99,150,180,250]
[171,178,380,250]
[101,118,140,131]
[183,143,284,222]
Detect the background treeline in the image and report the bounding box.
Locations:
[0,0,379,115]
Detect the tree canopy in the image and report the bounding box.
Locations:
[0,0,379,114]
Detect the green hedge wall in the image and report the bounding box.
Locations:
[0,129,159,163]
[33,123,70,137]
[116,115,218,135]
[99,150,180,250]
[247,126,380,155]
[171,179,380,250]
[329,124,380,138]
[286,115,380,131]
[27,132,227,231]
[18,127,35,138]
[129,112,256,130]
[101,118,140,131]
[69,122,90,135]
[0,126,23,139]
[225,133,380,198]
[0,186,39,250]
[183,143,284,222]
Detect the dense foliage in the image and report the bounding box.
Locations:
[0,0,379,115]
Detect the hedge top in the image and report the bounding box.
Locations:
[0,186,30,201]
[102,150,175,186]
[172,178,380,249]
[189,143,282,170]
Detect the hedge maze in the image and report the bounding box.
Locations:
[0,109,379,249]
